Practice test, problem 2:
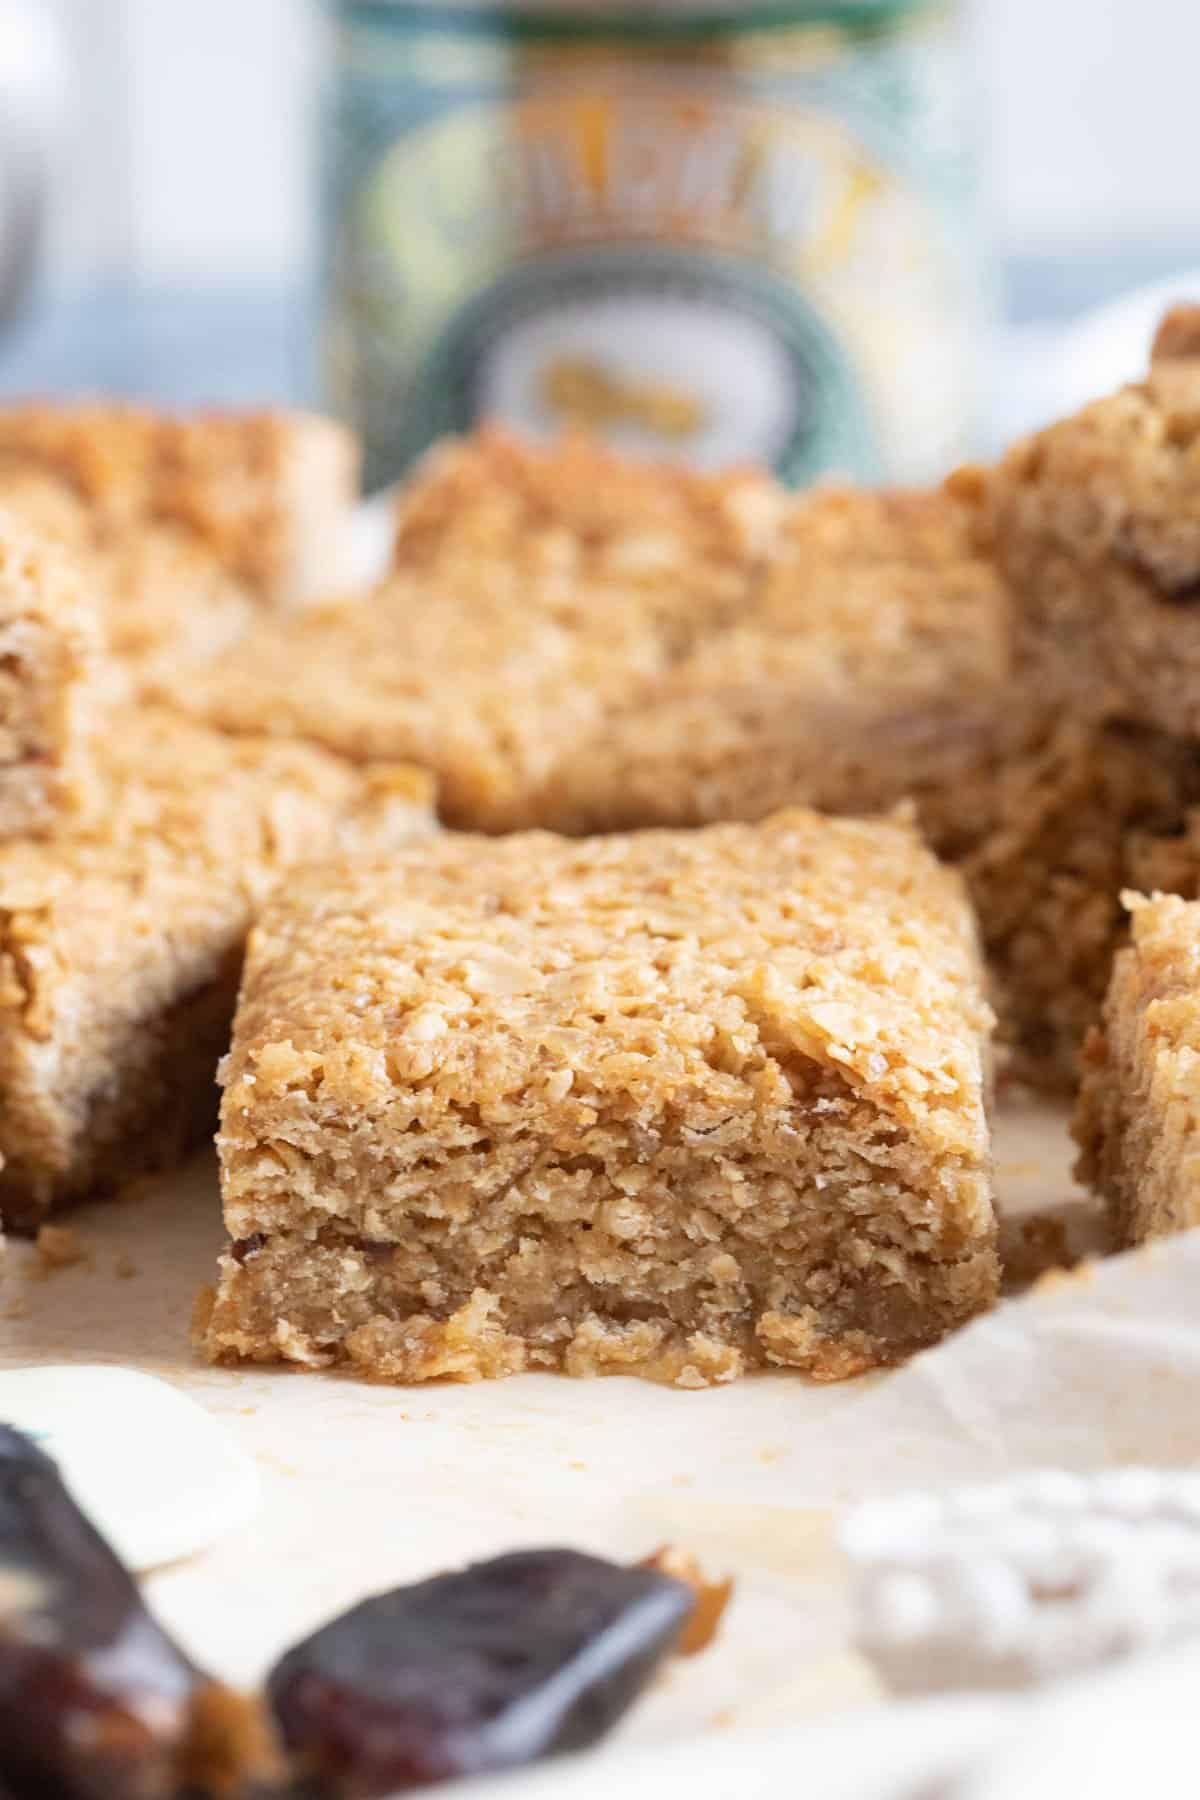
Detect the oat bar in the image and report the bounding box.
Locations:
[0,510,98,838]
[987,304,1200,737]
[0,404,359,600]
[0,708,432,1228]
[153,423,791,834]
[1075,892,1200,1244]
[532,485,1013,836]
[391,426,784,652]
[161,460,1011,842]
[0,404,359,688]
[155,575,671,832]
[963,718,1200,1089]
[200,811,997,1386]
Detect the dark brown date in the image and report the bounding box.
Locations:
[0,1422,210,1800]
[266,1548,694,1797]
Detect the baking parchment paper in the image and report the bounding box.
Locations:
[4,1096,1197,1797]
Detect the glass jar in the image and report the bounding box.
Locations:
[323,1,987,491]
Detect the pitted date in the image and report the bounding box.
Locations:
[0,1428,711,1800]
[266,1548,694,1797]
[0,1422,205,1800]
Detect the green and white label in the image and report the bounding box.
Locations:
[325,3,983,489]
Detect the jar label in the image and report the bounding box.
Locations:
[325,6,983,488]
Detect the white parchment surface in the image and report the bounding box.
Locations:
[3,1096,1197,1798]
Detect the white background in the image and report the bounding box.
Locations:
[31,0,1200,298]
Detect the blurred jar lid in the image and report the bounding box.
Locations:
[337,1,940,21]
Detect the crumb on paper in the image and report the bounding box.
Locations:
[640,1545,734,1656]
[115,1253,139,1279]
[1001,1212,1074,1291]
[997,1201,1110,1295]
[33,1224,89,1273]
[1034,1257,1100,1297]
[254,1452,300,1479]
